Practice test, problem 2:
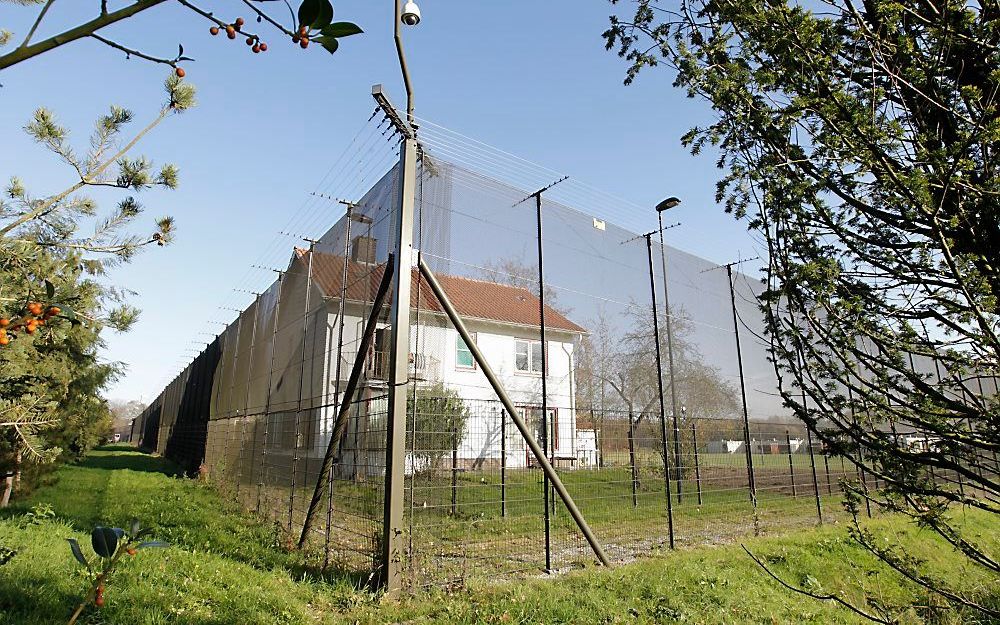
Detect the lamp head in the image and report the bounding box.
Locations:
[655,197,682,212]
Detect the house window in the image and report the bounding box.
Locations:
[514,339,544,374]
[456,333,475,370]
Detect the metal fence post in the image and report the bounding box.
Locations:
[324,207,354,568]
[451,422,458,516]
[258,271,284,515]
[786,430,797,498]
[691,419,702,505]
[823,452,833,495]
[726,265,757,510]
[628,410,638,508]
[806,427,823,524]
[289,242,315,533]
[236,295,261,503]
[418,256,611,567]
[645,234,675,549]
[380,130,417,593]
[500,408,506,518]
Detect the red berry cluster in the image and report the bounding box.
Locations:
[292,25,310,48]
[0,303,61,347]
[208,17,268,55]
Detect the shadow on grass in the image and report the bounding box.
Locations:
[77,448,183,476]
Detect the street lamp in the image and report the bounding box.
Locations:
[655,196,682,503]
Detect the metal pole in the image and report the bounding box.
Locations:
[691,416,702,505]
[628,410,638,508]
[289,242,315,533]
[786,430,796,498]
[418,256,612,566]
[236,296,261,502]
[258,272,284,515]
[324,206,354,568]
[534,192,552,572]
[451,423,458,516]
[501,408,506,517]
[823,451,833,495]
[848,384,873,518]
[657,212,683,503]
[645,234,675,549]
[726,265,757,508]
[380,133,418,592]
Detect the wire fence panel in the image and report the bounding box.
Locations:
[129,113,924,590]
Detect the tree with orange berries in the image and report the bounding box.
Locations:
[0,0,362,76]
[0,75,195,506]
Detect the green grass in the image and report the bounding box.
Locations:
[0,446,996,624]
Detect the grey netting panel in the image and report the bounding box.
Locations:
[228,301,258,418]
[141,110,886,589]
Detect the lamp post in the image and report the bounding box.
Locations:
[655,197,683,503]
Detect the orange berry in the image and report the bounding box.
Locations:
[235,17,245,27]
[0,319,8,328]
[27,303,42,316]
[0,336,9,347]
[25,323,36,334]
[246,36,254,45]
[259,42,268,52]
[127,547,137,556]
[35,318,45,326]
[299,25,308,36]
[210,25,220,35]
[175,67,186,78]
[252,44,260,53]
[46,306,60,317]
[300,36,309,49]
[226,25,236,39]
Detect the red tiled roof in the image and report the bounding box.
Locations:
[296,249,585,334]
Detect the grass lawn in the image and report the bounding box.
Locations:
[0,446,996,624]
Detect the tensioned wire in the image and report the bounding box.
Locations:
[415,116,770,261]
[415,147,741,310]
[159,114,398,383]
[209,120,394,326]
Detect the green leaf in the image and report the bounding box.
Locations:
[44,280,55,300]
[312,0,333,29]
[91,526,119,558]
[136,541,169,549]
[67,539,88,567]
[321,22,363,38]
[58,304,77,322]
[314,35,339,54]
[297,0,320,30]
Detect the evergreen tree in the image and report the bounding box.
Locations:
[0,74,194,505]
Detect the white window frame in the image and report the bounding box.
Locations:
[455,332,476,371]
[514,339,545,375]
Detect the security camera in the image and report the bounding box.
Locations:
[401,0,421,26]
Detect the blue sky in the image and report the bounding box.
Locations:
[1,1,760,402]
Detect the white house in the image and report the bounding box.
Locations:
[297,245,588,473]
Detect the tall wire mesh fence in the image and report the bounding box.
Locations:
[129,107,979,590]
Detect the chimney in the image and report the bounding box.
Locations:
[351,235,377,264]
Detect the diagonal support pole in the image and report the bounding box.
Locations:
[297,256,395,548]
[417,256,612,567]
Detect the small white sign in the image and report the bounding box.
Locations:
[593,218,606,231]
